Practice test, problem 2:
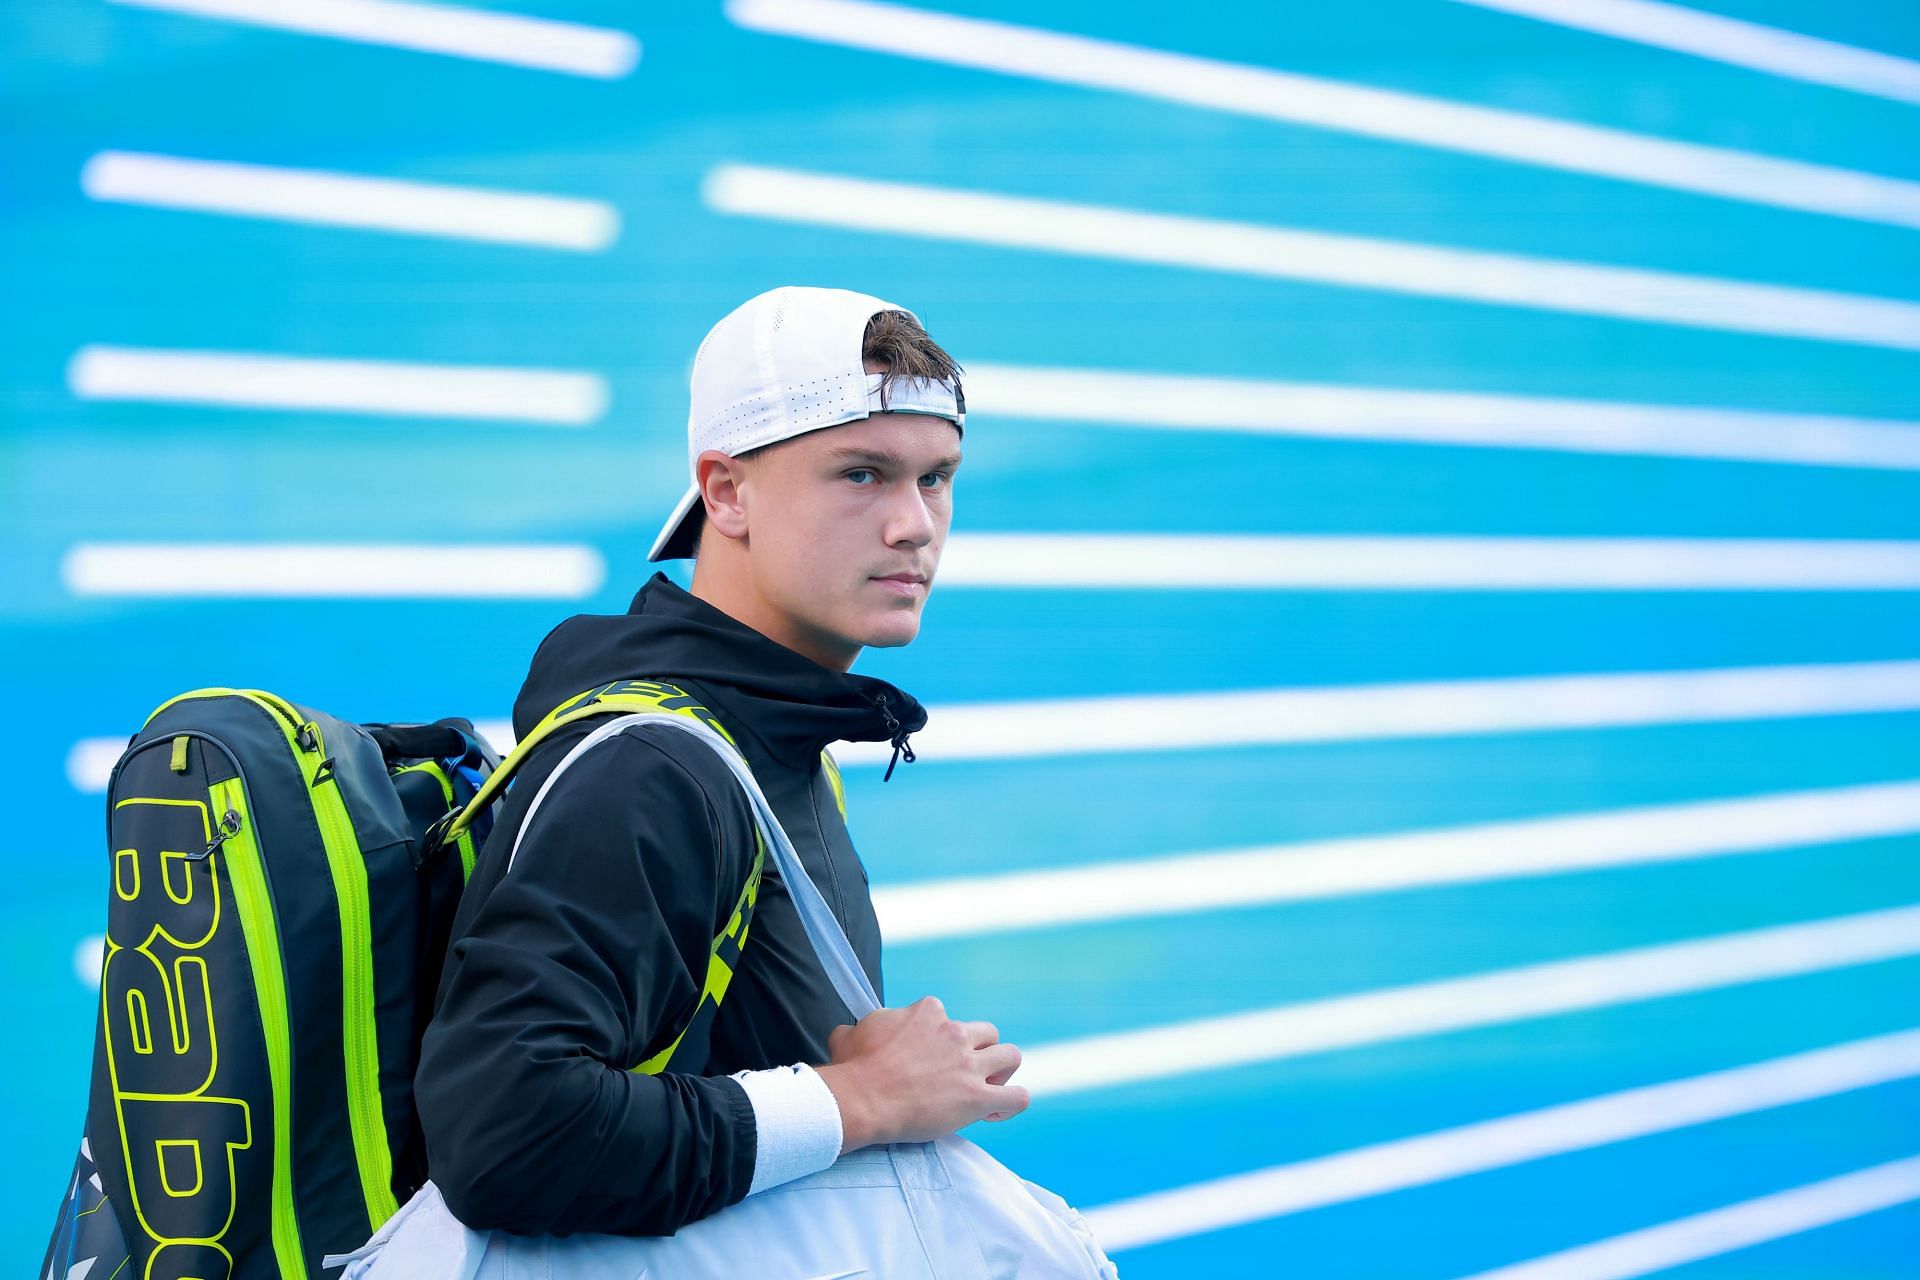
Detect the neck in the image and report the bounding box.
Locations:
[688,551,860,673]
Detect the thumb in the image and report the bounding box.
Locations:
[981,1084,1030,1123]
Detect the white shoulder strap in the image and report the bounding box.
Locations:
[508,710,881,1020]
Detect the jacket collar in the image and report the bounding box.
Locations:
[513,572,928,777]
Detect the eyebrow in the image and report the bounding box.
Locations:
[825,446,964,471]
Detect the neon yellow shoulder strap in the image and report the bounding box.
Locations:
[429,678,742,855]
[431,679,762,1076]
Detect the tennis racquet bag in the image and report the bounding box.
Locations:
[40,687,502,1280]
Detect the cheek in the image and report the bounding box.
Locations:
[769,503,852,584]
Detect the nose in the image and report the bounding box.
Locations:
[884,480,938,550]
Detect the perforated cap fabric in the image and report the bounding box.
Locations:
[648,286,966,562]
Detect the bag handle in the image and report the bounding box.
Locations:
[510,710,881,1021]
[364,718,491,766]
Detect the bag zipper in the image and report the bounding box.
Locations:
[198,808,242,860]
[198,756,311,1280]
[236,692,398,1234]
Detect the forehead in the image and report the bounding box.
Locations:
[779,412,963,464]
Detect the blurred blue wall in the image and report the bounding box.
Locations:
[8,1,1920,1274]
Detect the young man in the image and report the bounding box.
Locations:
[414,286,1027,1236]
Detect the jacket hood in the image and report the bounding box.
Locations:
[512,572,929,777]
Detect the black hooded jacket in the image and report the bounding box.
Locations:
[414,571,927,1237]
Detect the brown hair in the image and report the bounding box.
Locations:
[862,308,963,409]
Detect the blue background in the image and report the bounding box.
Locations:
[6,0,1920,1275]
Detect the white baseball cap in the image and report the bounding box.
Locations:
[648,285,966,562]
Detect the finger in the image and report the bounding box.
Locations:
[959,1020,1000,1050]
[981,1084,1030,1122]
[976,1041,1021,1085]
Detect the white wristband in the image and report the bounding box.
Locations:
[729,1063,845,1196]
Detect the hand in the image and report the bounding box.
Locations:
[814,996,1030,1153]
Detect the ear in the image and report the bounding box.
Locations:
[695,449,751,543]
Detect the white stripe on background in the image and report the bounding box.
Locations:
[725,0,1920,229]
[108,0,640,77]
[1083,1029,1920,1251]
[66,659,1920,793]
[476,718,516,754]
[66,743,127,796]
[936,535,1920,590]
[1018,904,1920,1097]
[82,151,619,250]
[962,363,1920,471]
[875,779,1920,943]
[68,346,608,424]
[705,166,1920,352]
[1449,0,1920,108]
[60,543,606,599]
[73,936,103,987]
[65,717,523,794]
[1455,1155,1920,1280]
[829,659,1920,767]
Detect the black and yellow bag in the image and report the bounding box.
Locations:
[40,688,501,1280]
[43,679,763,1280]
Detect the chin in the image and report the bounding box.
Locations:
[858,615,923,650]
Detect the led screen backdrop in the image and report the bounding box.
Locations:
[7,0,1920,1274]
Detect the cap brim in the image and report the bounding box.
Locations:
[647,483,703,562]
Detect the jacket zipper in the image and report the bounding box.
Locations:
[803,760,849,924]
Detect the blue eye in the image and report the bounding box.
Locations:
[846,468,876,485]
[921,473,950,490]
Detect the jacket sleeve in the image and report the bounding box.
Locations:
[415,731,759,1236]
